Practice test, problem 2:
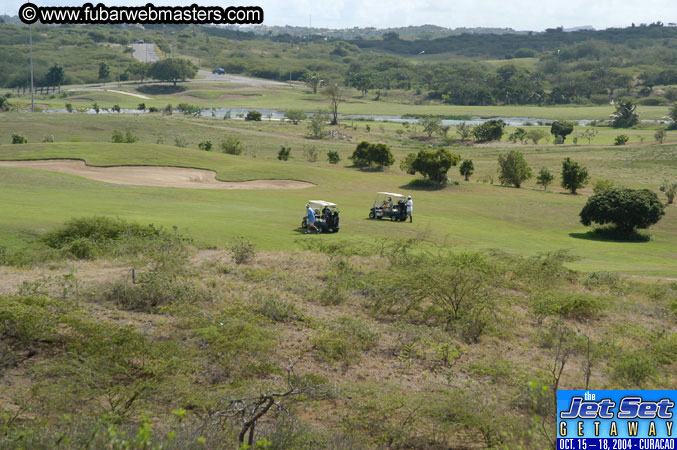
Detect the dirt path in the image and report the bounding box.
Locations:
[0,160,313,190]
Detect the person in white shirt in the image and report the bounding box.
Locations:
[405,195,413,223]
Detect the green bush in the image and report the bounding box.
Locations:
[278,145,291,161]
[349,141,394,169]
[614,134,630,145]
[254,292,302,323]
[177,103,201,115]
[284,109,306,124]
[613,351,657,387]
[472,119,505,142]
[11,133,27,144]
[580,187,665,234]
[531,291,606,321]
[193,314,275,379]
[198,140,213,151]
[313,317,377,364]
[220,135,244,155]
[245,110,262,121]
[105,272,211,313]
[327,150,341,164]
[230,236,256,264]
[412,148,461,184]
[459,159,474,181]
[0,295,61,352]
[112,130,139,143]
[593,179,615,194]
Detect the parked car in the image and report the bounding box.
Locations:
[302,200,340,233]
[212,68,226,75]
[368,192,407,221]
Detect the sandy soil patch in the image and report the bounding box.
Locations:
[0,159,314,190]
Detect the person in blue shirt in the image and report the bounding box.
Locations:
[305,203,320,234]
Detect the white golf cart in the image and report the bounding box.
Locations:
[302,200,340,233]
[368,192,408,221]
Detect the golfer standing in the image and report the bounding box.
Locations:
[305,203,319,234]
[406,195,413,223]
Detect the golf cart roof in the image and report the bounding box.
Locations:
[377,192,405,199]
[308,200,337,208]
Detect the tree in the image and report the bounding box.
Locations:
[148,58,198,86]
[498,150,532,188]
[412,148,461,184]
[654,129,666,144]
[127,61,151,82]
[610,99,639,128]
[349,71,374,96]
[0,95,11,112]
[420,116,442,138]
[459,159,474,181]
[327,150,341,164]
[307,113,327,139]
[245,110,262,121]
[220,136,244,155]
[284,110,306,124]
[349,141,395,169]
[304,72,322,94]
[560,158,589,194]
[550,121,575,143]
[508,127,527,143]
[322,84,341,125]
[536,167,555,190]
[350,141,371,167]
[368,143,395,169]
[399,152,417,175]
[44,64,65,89]
[277,146,291,161]
[526,129,548,144]
[199,140,213,151]
[668,104,677,130]
[456,122,472,141]
[580,187,665,234]
[659,179,676,204]
[472,120,505,142]
[580,128,599,144]
[98,62,110,83]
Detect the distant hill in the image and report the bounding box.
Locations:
[235,24,528,40]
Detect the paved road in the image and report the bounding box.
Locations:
[128,43,289,87]
[130,43,159,63]
[196,70,289,87]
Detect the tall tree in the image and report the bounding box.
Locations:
[610,99,639,128]
[322,84,341,125]
[44,64,65,89]
[98,62,110,84]
[148,58,198,86]
[304,72,322,94]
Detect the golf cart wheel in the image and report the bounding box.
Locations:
[368,211,375,219]
[392,216,398,222]
[301,220,307,229]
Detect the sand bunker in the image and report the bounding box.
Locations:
[0,159,313,190]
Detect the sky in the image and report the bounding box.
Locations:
[1,0,676,31]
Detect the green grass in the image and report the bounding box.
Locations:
[0,116,675,276]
